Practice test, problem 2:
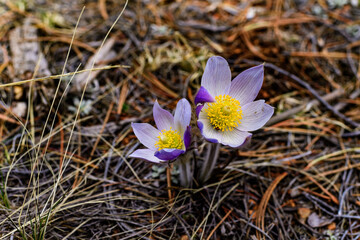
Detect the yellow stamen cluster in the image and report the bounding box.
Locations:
[205,95,242,132]
[155,127,183,150]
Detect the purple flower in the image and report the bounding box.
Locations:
[195,56,274,147]
[129,99,191,163]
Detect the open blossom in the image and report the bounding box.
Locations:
[195,56,274,147]
[129,99,191,163]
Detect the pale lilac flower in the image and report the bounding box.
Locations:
[129,99,191,163]
[195,56,274,147]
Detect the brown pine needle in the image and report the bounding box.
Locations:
[206,209,233,240]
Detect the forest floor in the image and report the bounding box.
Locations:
[1,0,360,239]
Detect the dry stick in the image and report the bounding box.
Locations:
[336,88,360,133]
[266,87,360,135]
[335,89,360,111]
[205,208,233,240]
[330,89,360,137]
[306,175,339,205]
[0,113,19,124]
[195,182,239,239]
[266,88,344,126]
[320,161,360,177]
[305,147,360,169]
[242,59,359,128]
[256,172,288,240]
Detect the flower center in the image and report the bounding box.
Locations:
[205,95,242,132]
[155,127,183,150]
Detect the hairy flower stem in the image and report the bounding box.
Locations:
[199,143,220,183]
[177,151,192,187]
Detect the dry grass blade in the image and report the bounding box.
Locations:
[0,65,129,88]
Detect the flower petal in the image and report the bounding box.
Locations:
[174,98,191,136]
[201,56,231,97]
[196,104,204,117]
[183,126,191,149]
[129,149,164,163]
[221,129,252,148]
[237,100,274,131]
[155,149,185,161]
[229,64,264,104]
[153,100,174,131]
[131,123,160,150]
[197,120,219,143]
[194,86,215,105]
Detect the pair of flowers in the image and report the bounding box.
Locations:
[130,56,274,163]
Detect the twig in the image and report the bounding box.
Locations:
[256,172,288,240]
[266,88,344,126]
[206,209,233,240]
[334,88,360,111]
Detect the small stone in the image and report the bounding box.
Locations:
[307,212,333,228]
[289,187,300,197]
[11,102,27,118]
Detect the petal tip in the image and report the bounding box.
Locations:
[201,56,231,97]
[229,64,265,104]
[174,98,191,134]
[153,100,174,130]
[129,149,163,163]
[155,149,185,161]
[195,86,215,105]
